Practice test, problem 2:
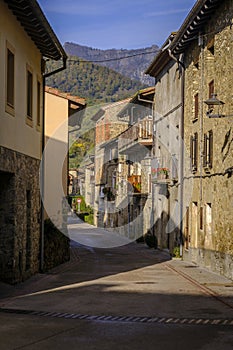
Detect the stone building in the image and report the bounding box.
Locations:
[170,0,233,278]
[117,88,155,240]
[0,0,67,283]
[146,34,183,254]
[91,99,130,227]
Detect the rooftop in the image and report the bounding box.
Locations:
[45,86,86,106]
[4,0,67,60]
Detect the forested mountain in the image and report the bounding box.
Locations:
[45,55,147,105]
[64,42,158,86]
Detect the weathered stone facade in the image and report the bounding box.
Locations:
[173,0,233,279]
[92,100,130,227]
[146,35,183,254]
[0,147,41,283]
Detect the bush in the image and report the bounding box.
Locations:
[84,213,94,225]
[172,246,181,258]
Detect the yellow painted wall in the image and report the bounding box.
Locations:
[44,91,69,225]
[0,1,42,160]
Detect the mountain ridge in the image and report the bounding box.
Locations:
[64,42,159,86]
[45,55,147,105]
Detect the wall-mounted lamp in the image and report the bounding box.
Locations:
[204,93,225,118]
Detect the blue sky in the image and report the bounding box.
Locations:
[38,0,196,49]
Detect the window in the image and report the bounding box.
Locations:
[190,132,198,172]
[194,93,199,120]
[203,130,213,170]
[6,47,15,111]
[205,203,212,236]
[185,206,190,250]
[37,81,41,127]
[209,80,214,98]
[27,68,33,119]
[200,206,204,230]
[192,202,198,248]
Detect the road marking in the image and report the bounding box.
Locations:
[0,308,232,326]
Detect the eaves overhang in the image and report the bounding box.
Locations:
[4,0,67,61]
[145,50,171,78]
[170,0,221,56]
[145,32,177,77]
[117,87,155,118]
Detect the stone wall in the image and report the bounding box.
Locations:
[0,146,41,284]
[43,219,70,271]
[182,0,233,279]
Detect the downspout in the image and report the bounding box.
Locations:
[179,54,185,258]
[40,56,67,272]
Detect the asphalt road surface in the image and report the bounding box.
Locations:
[0,230,233,350]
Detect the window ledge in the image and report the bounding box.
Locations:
[26,116,33,127]
[5,103,15,117]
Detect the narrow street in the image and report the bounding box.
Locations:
[0,227,233,350]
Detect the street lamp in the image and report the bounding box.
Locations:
[204,93,225,118]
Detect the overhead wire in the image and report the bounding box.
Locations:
[67,49,159,64]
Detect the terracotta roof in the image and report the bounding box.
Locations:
[45,86,86,106]
[4,0,67,60]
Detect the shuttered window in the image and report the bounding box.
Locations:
[203,130,213,170]
[27,70,33,119]
[209,80,214,98]
[7,48,15,108]
[190,132,198,172]
[194,93,199,120]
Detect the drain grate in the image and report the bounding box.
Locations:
[0,307,233,326]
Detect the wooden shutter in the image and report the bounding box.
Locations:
[208,130,213,168]
[203,133,207,168]
[194,132,198,171]
[190,135,193,171]
[194,93,199,120]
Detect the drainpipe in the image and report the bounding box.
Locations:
[40,56,67,272]
[179,54,185,258]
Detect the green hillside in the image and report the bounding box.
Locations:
[45,55,147,105]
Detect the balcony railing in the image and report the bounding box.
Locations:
[118,117,153,152]
[151,156,178,184]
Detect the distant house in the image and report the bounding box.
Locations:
[91,99,130,227]
[91,88,155,238]
[117,87,155,239]
[0,0,67,283]
[44,86,86,226]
